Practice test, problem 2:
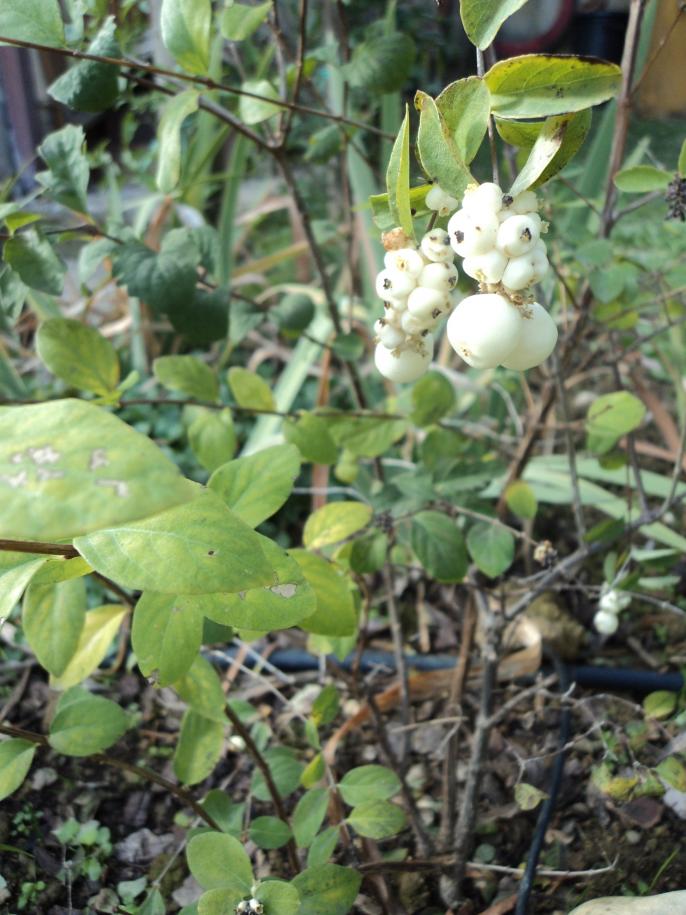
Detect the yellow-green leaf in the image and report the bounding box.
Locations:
[303,502,372,550]
[50,604,127,690]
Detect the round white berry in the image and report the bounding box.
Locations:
[384,247,425,278]
[375,269,416,302]
[235,903,249,914]
[420,229,453,262]
[502,254,536,292]
[500,302,558,371]
[407,286,447,321]
[462,182,503,216]
[448,208,499,257]
[446,293,522,369]
[462,248,508,285]
[511,190,539,214]
[496,214,540,257]
[375,336,434,383]
[599,589,631,614]
[418,260,458,292]
[594,610,619,636]
[425,184,459,216]
[400,311,427,335]
[374,319,406,350]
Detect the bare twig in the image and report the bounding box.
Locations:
[552,352,585,542]
[381,557,411,762]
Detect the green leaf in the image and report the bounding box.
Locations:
[586,391,646,454]
[74,492,273,595]
[643,690,677,720]
[347,799,406,839]
[504,481,537,520]
[514,782,548,811]
[49,686,129,756]
[386,105,414,237]
[221,1,272,40]
[415,91,473,200]
[132,592,203,686]
[50,604,128,690]
[36,318,119,395]
[284,414,338,464]
[293,788,329,848]
[496,110,592,188]
[198,888,244,915]
[0,553,48,623]
[251,747,304,802]
[307,826,340,868]
[508,117,568,197]
[467,522,515,578]
[323,413,408,459]
[435,76,489,165]
[486,54,622,118]
[254,881,300,915]
[613,164,672,193]
[161,0,211,74]
[589,264,625,304]
[349,533,388,574]
[48,18,120,112]
[249,816,292,849]
[0,399,196,540]
[290,550,357,637]
[459,0,530,49]
[111,231,200,318]
[312,684,340,727]
[201,790,242,837]
[342,32,415,94]
[0,739,36,801]
[239,79,280,125]
[209,443,300,527]
[187,407,236,473]
[303,502,372,550]
[174,655,226,722]
[292,864,361,915]
[411,511,468,584]
[4,230,65,295]
[157,90,200,194]
[138,890,166,915]
[23,578,86,677]
[679,138,686,177]
[173,710,225,785]
[227,366,274,411]
[154,355,218,401]
[656,756,686,792]
[338,765,401,807]
[184,537,315,631]
[187,831,253,891]
[36,125,89,212]
[411,371,456,426]
[0,0,64,47]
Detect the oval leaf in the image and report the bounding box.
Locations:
[49,686,129,756]
[187,831,253,891]
[303,502,372,550]
[0,739,36,801]
[459,0,530,50]
[466,522,515,578]
[37,318,120,396]
[50,604,127,690]
[411,511,467,583]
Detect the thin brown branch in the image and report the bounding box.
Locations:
[0,539,78,558]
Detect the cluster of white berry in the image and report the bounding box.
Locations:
[373,226,460,384]
[235,899,263,914]
[446,182,558,371]
[593,588,631,636]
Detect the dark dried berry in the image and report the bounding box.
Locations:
[666,175,686,222]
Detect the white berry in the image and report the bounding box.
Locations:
[448,208,499,257]
[420,229,453,262]
[502,254,536,292]
[407,286,447,321]
[500,302,558,371]
[462,182,503,216]
[599,589,631,614]
[425,184,459,216]
[447,293,522,369]
[511,190,539,214]
[463,248,508,284]
[374,319,405,350]
[496,214,540,257]
[594,610,619,636]
[384,247,425,278]
[400,311,426,335]
[375,336,434,383]
[375,269,416,302]
[418,261,458,292]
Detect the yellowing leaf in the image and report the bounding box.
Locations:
[50,604,127,690]
[303,502,372,550]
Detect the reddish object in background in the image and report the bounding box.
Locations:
[494,0,575,56]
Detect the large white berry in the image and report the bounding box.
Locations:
[418,261,458,292]
[407,286,447,321]
[496,214,540,257]
[511,190,539,214]
[374,319,405,350]
[462,182,503,216]
[375,268,416,302]
[500,302,558,370]
[447,293,522,369]
[599,589,631,614]
[462,248,508,284]
[400,311,426,335]
[420,229,453,262]
[375,336,434,383]
[448,209,499,257]
[384,247,425,278]
[593,610,619,636]
[502,254,536,292]
[425,184,459,216]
